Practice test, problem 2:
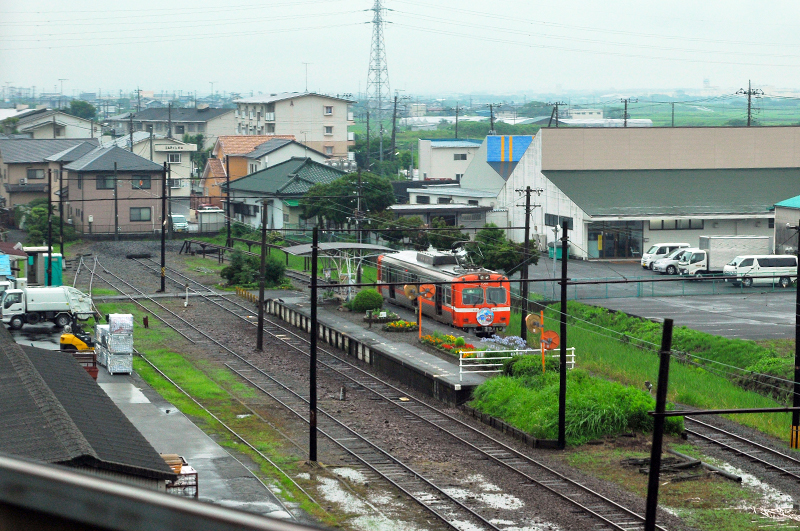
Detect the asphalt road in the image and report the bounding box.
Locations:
[526,258,797,341]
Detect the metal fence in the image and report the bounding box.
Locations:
[526,275,797,301]
[459,348,576,381]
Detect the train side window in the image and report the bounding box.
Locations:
[443,287,451,306]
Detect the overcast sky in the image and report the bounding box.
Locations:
[3,0,800,100]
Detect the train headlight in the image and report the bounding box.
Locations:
[476,307,494,326]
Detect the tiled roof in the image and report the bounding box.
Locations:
[215,135,295,156]
[234,91,356,104]
[101,131,165,149]
[108,107,233,123]
[0,139,99,164]
[47,141,101,163]
[64,146,163,173]
[0,242,27,257]
[223,157,345,196]
[0,327,174,480]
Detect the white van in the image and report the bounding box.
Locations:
[723,255,797,288]
[641,243,691,270]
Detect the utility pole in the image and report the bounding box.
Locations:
[515,186,542,342]
[46,169,52,287]
[302,62,311,92]
[52,114,56,139]
[167,165,173,239]
[737,80,763,126]
[365,111,371,171]
[58,163,64,257]
[309,226,319,462]
[390,94,398,160]
[620,98,638,127]
[225,155,232,247]
[671,102,675,127]
[789,221,800,449]
[487,103,501,135]
[454,103,461,138]
[257,201,268,351]
[137,86,141,112]
[167,102,172,138]
[158,162,167,293]
[58,78,67,109]
[356,170,363,244]
[113,162,119,241]
[558,220,569,450]
[129,113,134,152]
[547,101,566,128]
[379,124,384,172]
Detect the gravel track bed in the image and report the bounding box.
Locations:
[67,240,734,530]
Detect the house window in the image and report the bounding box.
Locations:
[197,124,205,132]
[168,153,182,164]
[455,174,463,180]
[188,123,196,132]
[283,213,290,222]
[249,164,258,174]
[324,146,333,155]
[96,175,115,190]
[324,126,333,135]
[324,106,333,115]
[437,197,451,204]
[461,213,482,221]
[174,125,185,135]
[77,174,82,189]
[130,207,151,222]
[468,200,479,206]
[545,213,574,230]
[768,218,775,228]
[453,153,467,160]
[132,175,151,189]
[416,195,430,204]
[26,169,45,180]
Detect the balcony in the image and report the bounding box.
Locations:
[264,112,275,121]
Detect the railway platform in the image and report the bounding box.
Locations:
[96,367,298,520]
[265,296,488,405]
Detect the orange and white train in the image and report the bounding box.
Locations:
[376,251,511,336]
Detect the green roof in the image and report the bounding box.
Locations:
[283,199,299,207]
[776,194,800,210]
[543,168,800,218]
[223,157,346,196]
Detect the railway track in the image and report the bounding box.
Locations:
[82,259,506,530]
[118,257,667,531]
[685,416,800,480]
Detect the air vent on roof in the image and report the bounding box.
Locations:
[417,252,457,266]
[197,104,209,111]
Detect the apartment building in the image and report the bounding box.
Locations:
[234,92,355,159]
[417,139,482,181]
[106,106,235,148]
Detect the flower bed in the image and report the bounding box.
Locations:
[363,310,400,324]
[384,320,418,332]
[420,331,480,357]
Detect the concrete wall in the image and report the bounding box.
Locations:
[129,139,195,198]
[540,126,800,170]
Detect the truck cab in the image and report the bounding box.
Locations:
[678,250,707,276]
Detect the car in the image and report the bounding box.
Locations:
[652,248,695,275]
[641,242,691,270]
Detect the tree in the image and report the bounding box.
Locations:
[183,134,209,176]
[427,217,468,251]
[368,211,428,250]
[473,223,535,274]
[301,171,395,225]
[64,100,97,120]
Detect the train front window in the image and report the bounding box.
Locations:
[486,287,506,304]
[462,287,484,305]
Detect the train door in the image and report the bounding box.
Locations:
[435,283,442,316]
[388,268,396,299]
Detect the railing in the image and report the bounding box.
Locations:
[459,348,576,381]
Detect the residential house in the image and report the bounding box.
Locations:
[390,185,495,230]
[221,157,346,229]
[234,92,355,159]
[199,134,296,207]
[105,106,235,148]
[13,108,103,139]
[459,128,800,259]
[63,146,165,235]
[0,326,176,490]
[0,138,99,209]
[103,132,197,213]
[417,139,482,181]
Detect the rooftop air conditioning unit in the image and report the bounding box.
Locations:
[19,178,26,185]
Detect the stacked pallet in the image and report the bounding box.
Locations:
[103,314,134,375]
[94,324,109,367]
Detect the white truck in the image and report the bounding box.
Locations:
[0,277,27,297]
[1,286,94,329]
[678,235,772,277]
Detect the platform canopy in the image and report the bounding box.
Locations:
[281,242,393,257]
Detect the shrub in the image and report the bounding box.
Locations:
[221,251,285,287]
[347,289,383,312]
[454,337,466,347]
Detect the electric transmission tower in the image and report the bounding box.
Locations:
[366,0,391,139]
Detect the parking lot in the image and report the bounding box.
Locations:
[525,257,797,341]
